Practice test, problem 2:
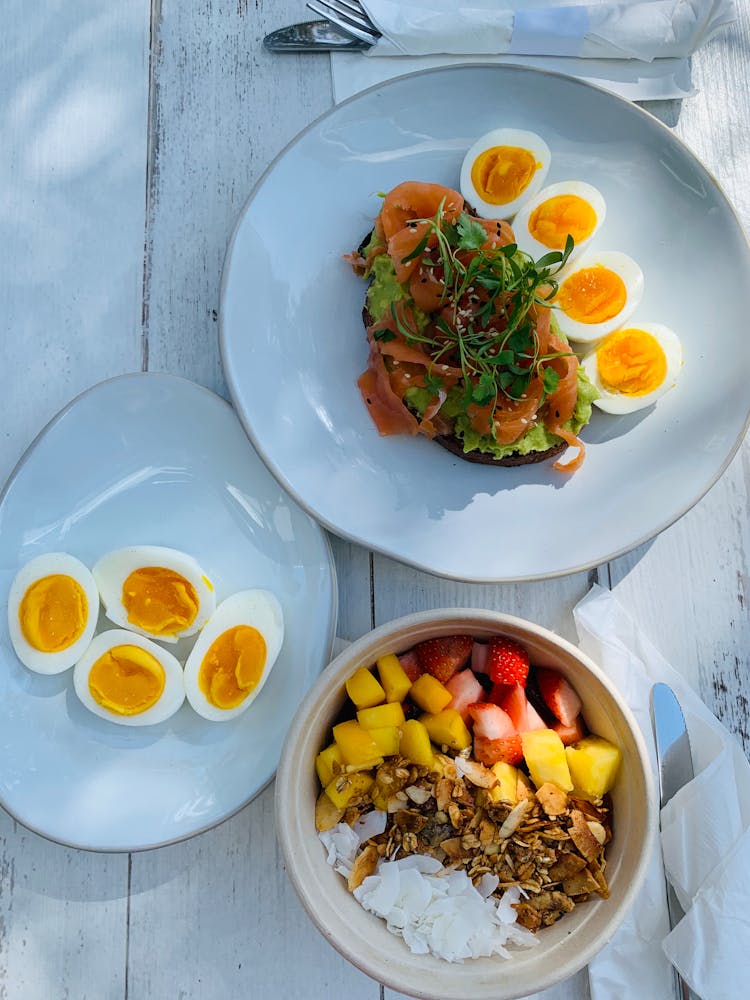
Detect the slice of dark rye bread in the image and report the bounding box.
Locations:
[361,298,567,468]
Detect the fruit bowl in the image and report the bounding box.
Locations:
[275,609,656,1000]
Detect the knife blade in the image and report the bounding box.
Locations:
[264,20,370,52]
[650,682,696,1000]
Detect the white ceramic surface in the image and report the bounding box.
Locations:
[276,609,657,1000]
[0,374,336,851]
[221,64,750,582]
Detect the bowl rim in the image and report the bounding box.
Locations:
[275,608,658,999]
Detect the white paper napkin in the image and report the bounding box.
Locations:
[574,584,750,1000]
[331,0,735,102]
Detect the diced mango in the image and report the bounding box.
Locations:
[369,725,400,757]
[325,770,374,809]
[315,791,344,832]
[357,701,406,730]
[315,742,344,786]
[399,719,435,767]
[409,674,452,714]
[521,729,573,792]
[376,653,412,703]
[333,720,383,768]
[565,736,622,800]
[489,762,519,804]
[345,667,385,709]
[420,709,472,752]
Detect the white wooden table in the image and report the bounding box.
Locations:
[1,2,748,997]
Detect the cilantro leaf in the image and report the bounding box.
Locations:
[456,213,488,252]
[542,367,560,395]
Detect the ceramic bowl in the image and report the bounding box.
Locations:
[275,608,657,1000]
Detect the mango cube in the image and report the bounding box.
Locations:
[333,720,383,768]
[521,729,573,792]
[315,742,344,787]
[315,791,344,832]
[420,709,472,752]
[369,725,400,757]
[325,770,374,809]
[399,719,435,768]
[345,667,385,709]
[489,762,519,805]
[376,653,412,703]
[409,674,452,714]
[357,701,406,730]
[566,736,622,800]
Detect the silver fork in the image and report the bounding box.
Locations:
[306,0,381,45]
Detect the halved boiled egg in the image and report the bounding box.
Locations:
[73,630,185,726]
[513,181,606,262]
[581,323,683,414]
[552,251,644,344]
[93,546,215,643]
[460,128,550,220]
[8,553,99,674]
[183,590,284,722]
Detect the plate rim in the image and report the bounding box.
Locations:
[219,62,750,584]
[0,371,339,852]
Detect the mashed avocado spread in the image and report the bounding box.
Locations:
[364,248,597,459]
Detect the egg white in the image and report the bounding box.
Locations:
[460,128,551,220]
[93,546,215,643]
[183,590,284,722]
[553,250,644,344]
[8,553,99,674]
[582,323,683,414]
[513,181,606,263]
[73,629,185,726]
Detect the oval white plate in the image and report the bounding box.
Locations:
[0,374,336,851]
[221,64,750,582]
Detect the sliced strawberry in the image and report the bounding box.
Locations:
[398,649,423,683]
[468,702,515,740]
[486,637,530,686]
[445,669,485,721]
[553,714,587,746]
[414,635,472,684]
[494,683,526,729]
[471,641,489,675]
[488,682,509,706]
[524,699,547,732]
[536,668,582,726]
[474,734,524,767]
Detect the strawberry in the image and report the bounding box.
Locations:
[470,641,489,675]
[468,702,515,740]
[486,637,530,686]
[398,649,423,683]
[553,714,587,746]
[445,669,485,721]
[536,669,582,726]
[414,635,472,684]
[474,734,524,767]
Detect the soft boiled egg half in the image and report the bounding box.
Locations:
[93,546,215,643]
[513,181,606,262]
[553,250,644,344]
[460,128,551,219]
[73,630,185,726]
[8,553,99,674]
[184,590,284,722]
[582,323,683,414]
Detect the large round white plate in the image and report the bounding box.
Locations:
[0,374,336,851]
[221,65,750,582]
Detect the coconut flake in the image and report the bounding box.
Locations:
[318,822,360,877]
[352,809,387,844]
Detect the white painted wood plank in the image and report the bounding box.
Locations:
[0,1,150,996]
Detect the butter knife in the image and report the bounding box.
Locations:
[650,682,697,1000]
[264,20,370,52]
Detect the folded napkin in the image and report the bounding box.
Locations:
[574,585,750,1000]
[331,0,735,103]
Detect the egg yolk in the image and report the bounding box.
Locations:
[19,574,88,652]
[122,566,199,636]
[528,195,598,249]
[596,328,667,396]
[557,266,627,324]
[198,625,267,710]
[88,644,166,716]
[471,146,540,206]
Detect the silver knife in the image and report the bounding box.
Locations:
[264,20,370,52]
[650,682,697,1000]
